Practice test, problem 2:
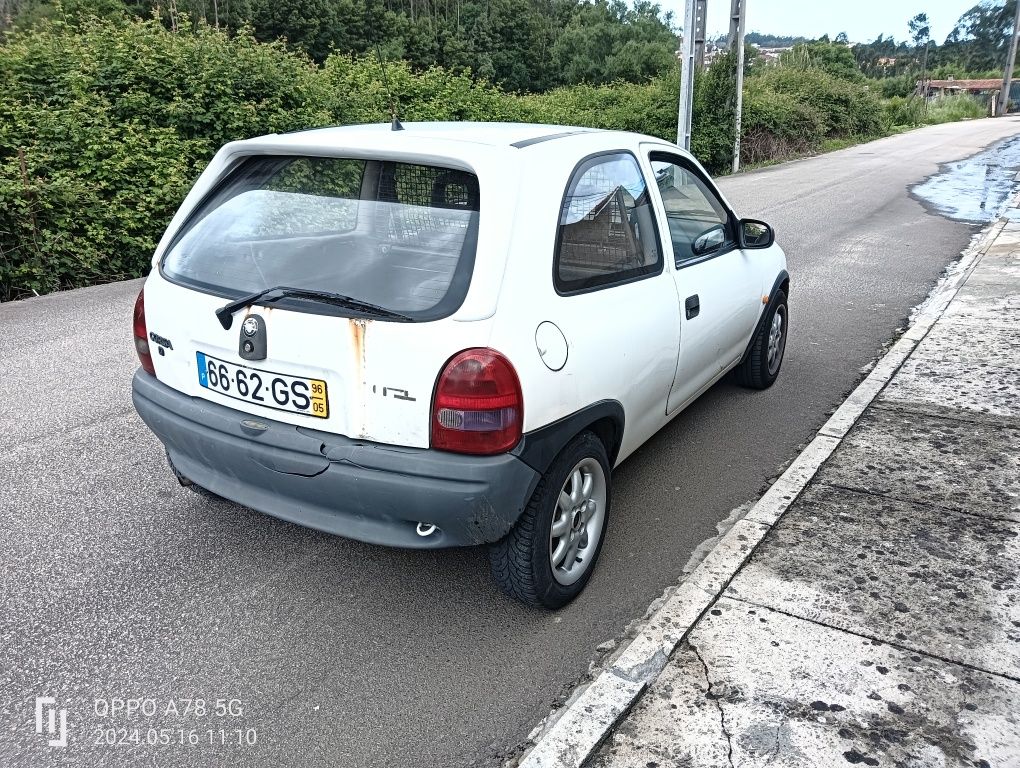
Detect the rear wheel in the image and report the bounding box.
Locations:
[736,289,787,389]
[488,431,611,609]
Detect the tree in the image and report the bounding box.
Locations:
[548,0,676,88]
[943,0,1017,71]
[781,39,864,81]
[908,11,931,96]
[7,0,686,91]
[908,12,930,49]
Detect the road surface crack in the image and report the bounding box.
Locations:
[690,639,735,768]
[762,725,781,766]
[815,481,1019,526]
[726,595,1020,684]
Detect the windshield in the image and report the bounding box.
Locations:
[161,156,480,321]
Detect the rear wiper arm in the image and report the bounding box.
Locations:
[215,286,412,329]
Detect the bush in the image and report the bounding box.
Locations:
[0,17,330,299]
[0,102,208,295]
[753,66,884,137]
[924,94,986,123]
[515,70,678,142]
[779,41,864,82]
[875,74,915,99]
[0,15,986,300]
[882,93,985,129]
[882,95,923,127]
[740,86,825,165]
[323,55,523,124]
[691,52,737,173]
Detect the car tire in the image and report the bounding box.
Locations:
[736,289,788,390]
[166,450,221,500]
[488,431,611,609]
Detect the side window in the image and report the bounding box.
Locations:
[649,155,732,266]
[555,153,662,293]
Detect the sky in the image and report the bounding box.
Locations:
[659,0,987,45]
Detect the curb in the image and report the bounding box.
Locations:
[515,204,1016,768]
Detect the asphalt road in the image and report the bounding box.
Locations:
[2,117,1019,768]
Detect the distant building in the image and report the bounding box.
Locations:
[701,42,791,67]
[920,78,1003,97]
[703,41,727,66]
[755,45,792,63]
[917,77,1020,115]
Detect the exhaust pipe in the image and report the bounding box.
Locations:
[416,522,438,537]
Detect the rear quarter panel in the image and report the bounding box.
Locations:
[490,136,682,466]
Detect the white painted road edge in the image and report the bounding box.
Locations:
[514,203,1017,768]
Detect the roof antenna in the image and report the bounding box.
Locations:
[376,45,404,131]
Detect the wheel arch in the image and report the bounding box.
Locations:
[512,400,625,475]
[739,270,789,366]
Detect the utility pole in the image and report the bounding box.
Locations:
[997,0,1020,117]
[693,0,707,72]
[729,0,747,172]
[676,0,697,149]
[919,39,930,113]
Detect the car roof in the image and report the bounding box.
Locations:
[232,122,684,170]
[278,121,603,148]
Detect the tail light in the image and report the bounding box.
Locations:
[133,287,156,376]
[432,349,523,455]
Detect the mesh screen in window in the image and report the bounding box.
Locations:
[161,156,480,321]
[555,153,662,292]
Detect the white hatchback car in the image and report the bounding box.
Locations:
[132,122,789,608]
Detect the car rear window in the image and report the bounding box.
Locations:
[161,156,480,321]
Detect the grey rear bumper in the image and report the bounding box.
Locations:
[132,371,540,548]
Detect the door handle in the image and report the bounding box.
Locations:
[685,294,700,319]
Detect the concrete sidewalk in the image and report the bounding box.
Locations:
[586,210,1020,765]
[516,203,1020,767]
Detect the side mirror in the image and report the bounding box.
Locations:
[739,219,774,249]
[692,224,726,256]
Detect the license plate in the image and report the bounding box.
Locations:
[196,352,329,419]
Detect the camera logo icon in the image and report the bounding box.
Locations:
[35,697,68,748]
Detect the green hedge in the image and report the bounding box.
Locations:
[883,93,986,129]
[324,55,524,124]
[0,17,329,298]
[517,71,678,140]
[740,88,826,165]
[0,17,904,300]
[751,67,885,137]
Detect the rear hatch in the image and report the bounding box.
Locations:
[143,154,489,449]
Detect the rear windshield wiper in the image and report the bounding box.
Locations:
[215,286,412,329]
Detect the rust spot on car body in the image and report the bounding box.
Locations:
[349,318,368,363]
[349,318,370,438]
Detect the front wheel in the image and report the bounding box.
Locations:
[736,289,788,390]
[488,431,611,609]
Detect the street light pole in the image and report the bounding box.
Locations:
[920,39,930,113]
[693,0,707,72]
[676,0,697,149]
[997,0,1020,116]
[730,0,747,172]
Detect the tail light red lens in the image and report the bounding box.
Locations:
[432,349,523,455]
[133,288,156,376]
